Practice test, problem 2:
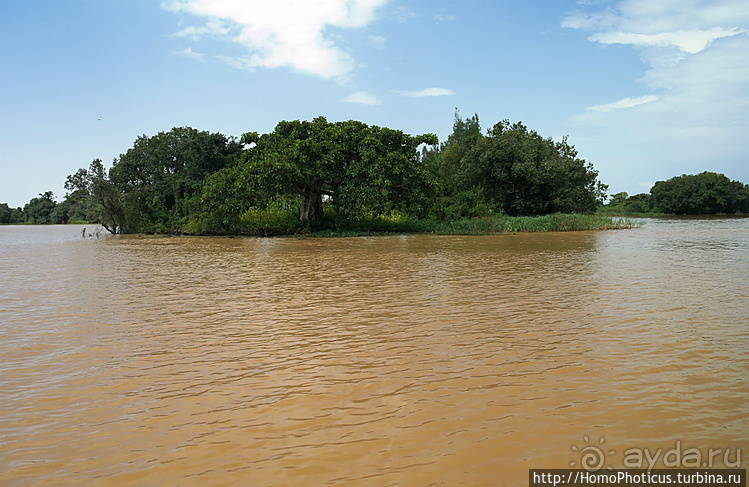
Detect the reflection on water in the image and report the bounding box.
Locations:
[1,220,747,486]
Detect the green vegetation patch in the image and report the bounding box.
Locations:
[8,111,742,234]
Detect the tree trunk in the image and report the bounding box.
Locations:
[299,181,324,221]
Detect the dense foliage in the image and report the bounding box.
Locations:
[602,192,654,214]
[0,192,92,225]
[0,203,21,223]
[650,172,749,214]
[23,113,745,233]
[199,117,438,233]
[62,128,242,233]
[603,171,749,215]
[430,112,607,218]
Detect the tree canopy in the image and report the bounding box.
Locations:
[650,171,749,214]
[23,192,57,224]
[603,172,749,215]
[431,112,607,217]
[20,113,745,233]
[214,117,439,222]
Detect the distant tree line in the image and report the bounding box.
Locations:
[604,172,749,215]
[0,190,100,225]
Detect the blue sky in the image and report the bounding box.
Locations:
[2,0,748,208]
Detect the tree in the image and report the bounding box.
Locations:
[67,127,243,233]
[65,159,126,233]
[0,203,11,223]
[230,117,438,221]
[0,204,24,223]
[430,110,483,200]
[437,117,607,216]
[650,172,749,214]
[23,191,57,224]
[62,172,99,223]
[608,192,629,207]
[603,192,653,214]
[107,127,241,232]
[621,193,652,213]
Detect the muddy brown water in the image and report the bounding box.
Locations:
[1,219,747,486]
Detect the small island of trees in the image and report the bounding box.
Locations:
[603,172,749,216]
[2,113,746,234]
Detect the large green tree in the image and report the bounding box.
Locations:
[0,203,9,223]
[109,126,241,232]
[218,117,438,222]
[434,110,483,196]
[0,203,22,223]
[433,114,607,216]
[66,127,241,233]
[23,191,57,224]
[650,171,749,214]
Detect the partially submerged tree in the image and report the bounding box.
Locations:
[67,127,241,233]
[65,159,124,233]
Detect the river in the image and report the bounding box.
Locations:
[1,219,747,486]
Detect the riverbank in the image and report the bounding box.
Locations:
[2,213,637,236]
[200,213,637,237]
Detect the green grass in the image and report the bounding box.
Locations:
[278,213,636,237]
[425,213,636,235]
[184,207,637,237]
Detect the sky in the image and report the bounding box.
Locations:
[1,0,748,208]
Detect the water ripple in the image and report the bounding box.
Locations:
[1,221,747,486]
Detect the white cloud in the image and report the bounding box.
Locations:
[586,95,659,112]
[391,6,418,23]
[369,35,387,49]
[162,0,390,80]
[435,14,456,22]
[563,0,749,116]
[565,0,749,34]
[396,87,455,97]
[590,27,744,56]
[562,0,749,193]
[175,47,205,60]
[341,91,381,105]
[563,0,749,194]
[171,18,233,39]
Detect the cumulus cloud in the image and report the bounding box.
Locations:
[563,0,748,58]
[564,0,749,193]
[564,0,749,117]
[341,91,381,105]
[162,0,389,80]
[396,87,454,97]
